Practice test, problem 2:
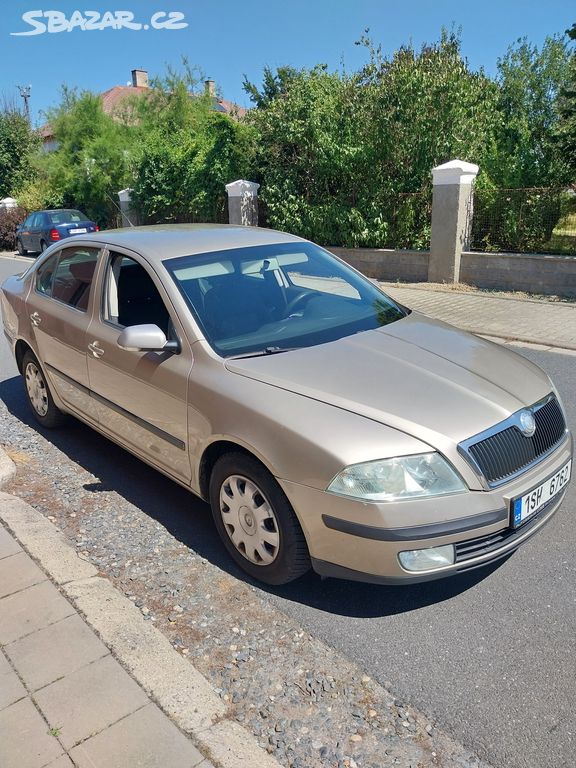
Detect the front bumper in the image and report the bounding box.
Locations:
[278,433,572,584]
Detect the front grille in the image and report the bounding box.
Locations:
[462,396,566,486]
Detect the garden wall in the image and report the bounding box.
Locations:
[331,246,576,298]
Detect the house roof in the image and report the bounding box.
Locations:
[100,84,151,114]
[40,84,247,141]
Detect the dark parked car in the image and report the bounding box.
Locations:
[16,209,99,255]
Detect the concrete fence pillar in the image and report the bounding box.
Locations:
[428,159,479,283]
[225,179,260,226]
[118,188,139,227]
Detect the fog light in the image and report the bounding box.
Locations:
[398,544,455,572]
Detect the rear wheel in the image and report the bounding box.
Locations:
[209,452,310,585]
[40,240,48,253]
[16,238,27,256]
[22,351,67,428]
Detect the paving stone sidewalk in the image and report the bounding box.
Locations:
[0,521,213,768]
[381,283,576,350]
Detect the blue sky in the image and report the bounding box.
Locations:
[1,0,574,125]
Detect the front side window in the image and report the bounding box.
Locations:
[35,252,58,296]
[36,247,99,311]
[165,242,406,357]
[103,253,172,336]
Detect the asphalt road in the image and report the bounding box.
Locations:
[1,254,575,768]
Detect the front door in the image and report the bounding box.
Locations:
[85,249,193,484]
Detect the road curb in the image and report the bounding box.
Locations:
[0,449,282,768]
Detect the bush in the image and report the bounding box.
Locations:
[0,206,26,250]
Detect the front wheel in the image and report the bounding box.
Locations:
[22,351,67,428]
[209,453,310,585]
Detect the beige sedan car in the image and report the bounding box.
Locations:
[1,225,572,585]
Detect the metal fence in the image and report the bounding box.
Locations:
[470,187,576,255]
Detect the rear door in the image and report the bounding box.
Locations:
[26,244,101,419]
[85,249,193,484]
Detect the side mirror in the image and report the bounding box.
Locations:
[117,324,179,353]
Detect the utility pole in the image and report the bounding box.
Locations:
[17,85,31,123]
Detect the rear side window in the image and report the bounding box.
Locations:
[35,247,99,311]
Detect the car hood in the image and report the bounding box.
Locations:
[225,313,552,449]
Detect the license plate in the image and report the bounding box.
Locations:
[511,459,571,528]
[69,227,87,234]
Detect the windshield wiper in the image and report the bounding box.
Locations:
[227,346,300,360]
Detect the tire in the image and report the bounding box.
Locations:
[40,240,48,253]
[16,238,27,256]
[209,452,310,585]
[22,350,67,428]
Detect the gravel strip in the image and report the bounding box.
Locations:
[0,393,491,768]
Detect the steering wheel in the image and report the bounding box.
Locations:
[285,291,313,316]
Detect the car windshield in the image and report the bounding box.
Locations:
[165,242,407,358]
[48,210,86,224]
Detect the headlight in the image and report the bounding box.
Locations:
[327,453,466,501]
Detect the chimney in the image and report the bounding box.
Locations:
[131,69,149,88]
[204,79,216,98]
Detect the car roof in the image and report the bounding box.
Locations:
[39,209,83,214]
[72,224,307,262]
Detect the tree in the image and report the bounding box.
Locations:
[0,102,39,198]
[130,66,255,222]
[489,34,572,187]
[555,23,576,179]
[23,88,133,225]
[247,32,501,247]
[242,66,300,108]
[356,31,500,192]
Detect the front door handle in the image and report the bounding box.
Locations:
[30,312,41,326]
[88,341,105,358]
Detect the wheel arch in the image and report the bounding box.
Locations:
[14,339,33,374]
[198,439,277,502]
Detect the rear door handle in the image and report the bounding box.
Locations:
[30,312,41,326]
[88,341,105,358]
